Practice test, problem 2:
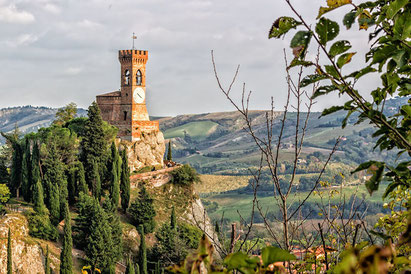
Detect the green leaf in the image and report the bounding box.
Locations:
[342,110,354,128]
[317,0,353,18]
[261,246,296,267]
[346,66,376,79]
[386,0,408,19]
[315,17,340,45]
[343,11,356,29]
[337,52,356,68]
[224,252,260,274]
[383,181,402,199]
[325,65,340,78]
[312,85,339,99]
[352,161,385,195]
[290,31,312,59]
[300,74,328,88]
[287,59,314,70]
[329,40,351,57]
[269,17,301,39]
[321,105,344,117]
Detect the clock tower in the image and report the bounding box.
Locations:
[96,49,159,141]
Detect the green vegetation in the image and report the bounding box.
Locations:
[120,149,131,212]
[170,164,200,186]
[138,225,148,274]
[128,186,156,234]
[163,121,218,140]
[60,203,73,274]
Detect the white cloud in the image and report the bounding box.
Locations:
[43,3,61,14]
[5,33,38,47]
[62,67,83,76]
[0,4,35,24]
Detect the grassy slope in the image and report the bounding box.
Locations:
[204,183,387,221]
[163,121,218,140]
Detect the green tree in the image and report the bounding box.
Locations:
[31,141,41,201]
[53,102,78,126]
[135,263,140,274]
[47,179,60,226]
[0,184,11,207]
[138,225,148,274]
[33,179,46,215]
[170,206,176,230]
[111,159,120,208]
[80,102,106,186]
[76,161,88,195]
[7,227,12,274]
[60,202,73,274]
[126,257,136,274]
[91,159,101,201]
[167,141,172,161]
[85,198,113,270]
[1,128,23,197]
[74,193,121,271]
[128,186,156,234]
[21,138,32,202]
[120,149,130,212]
[45,245,51,274]
[170,164,200,186]
[67,165,77,205]
[0,160,9,184]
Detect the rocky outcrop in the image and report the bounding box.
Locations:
[0,214,46,273]
[118,131,166,172]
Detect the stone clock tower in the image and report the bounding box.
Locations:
[96,49,159,141]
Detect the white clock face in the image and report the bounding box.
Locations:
[133,87,145,104]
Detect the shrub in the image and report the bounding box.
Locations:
[25,209,58,241]
[170,165,200,186]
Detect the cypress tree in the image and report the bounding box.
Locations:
[33,179,46,215]
[60,179,69,221]
[2,129,23,197]
[170,206,176,230]
[67,166,76,205]
[167,141,172,161]
[60,202,73,274]
[80,102,106,185]
[49,180,60,226]
[120,150,130,212]
[138,225,148,274]
[76,162,88,195]
[135,263,140,274]
[110,142,120,208]
[45,245,51,274]
[7,227,12,274]
[85,198,113,271]
[128,186,156,234]
[21,138,32,201]
[31,141,41,201]
[0,159,9,184]
[111,160,120,208]
[125,257,135,274]
[91,160,101,201]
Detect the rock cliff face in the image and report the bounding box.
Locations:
[0,214,47,273]
[118,131,166,172]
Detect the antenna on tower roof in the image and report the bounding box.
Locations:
[132,33,137,50]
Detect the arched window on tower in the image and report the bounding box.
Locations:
[136,70,142,86]
[124,70,130,85]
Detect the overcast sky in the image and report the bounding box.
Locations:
[0,0,374,116]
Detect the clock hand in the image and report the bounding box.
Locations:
[138,93,142,98]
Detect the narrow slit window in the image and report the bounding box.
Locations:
[136,70,142,86]
[124,70,130,85]
[123,111,127,120]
